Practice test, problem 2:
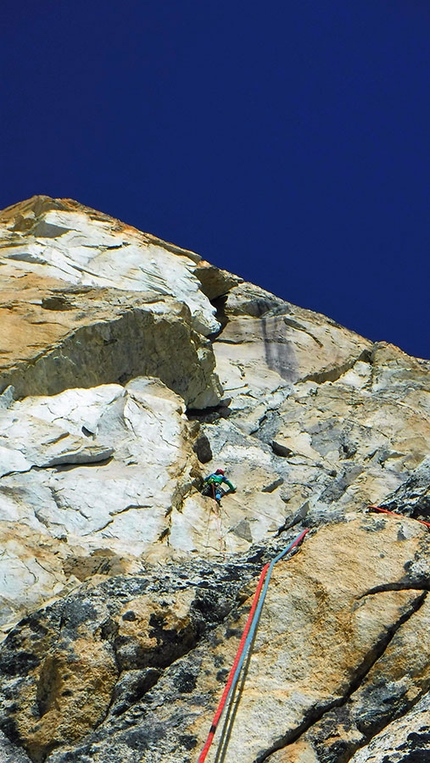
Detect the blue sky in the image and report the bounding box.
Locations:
[1,1,429,358]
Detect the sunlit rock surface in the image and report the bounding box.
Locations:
[0,196,429,763]
[0,196,227,407]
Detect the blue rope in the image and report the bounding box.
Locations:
[222,529,308,713]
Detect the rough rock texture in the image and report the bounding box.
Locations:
[0,196,228,407]
[349,692,430,763]
[0,196,429,763]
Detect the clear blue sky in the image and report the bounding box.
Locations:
[1,1,429,358]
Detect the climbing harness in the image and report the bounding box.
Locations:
[368,504,430,530]
[197,528,309,763]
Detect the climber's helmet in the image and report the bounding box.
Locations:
[215,468,225,475]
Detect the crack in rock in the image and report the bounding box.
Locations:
[259,591,428,763]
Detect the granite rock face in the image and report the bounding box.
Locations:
[0,196,227,407]
[0,196,429,763]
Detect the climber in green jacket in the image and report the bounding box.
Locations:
[202,468,236,505]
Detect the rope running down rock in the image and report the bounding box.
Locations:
[368,504,430,529]
[197,528,309,763]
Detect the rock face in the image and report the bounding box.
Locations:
[0,196,429,763]
[0,196,227,407]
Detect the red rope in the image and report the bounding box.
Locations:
[368,504,430,529]
[197,560,271,763]
[197,529,309,763]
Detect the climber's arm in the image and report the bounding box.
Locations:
[223,478,236,492]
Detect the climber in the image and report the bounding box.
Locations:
[201,468,236,505]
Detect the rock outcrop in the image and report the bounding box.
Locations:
[0,196,429,763]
